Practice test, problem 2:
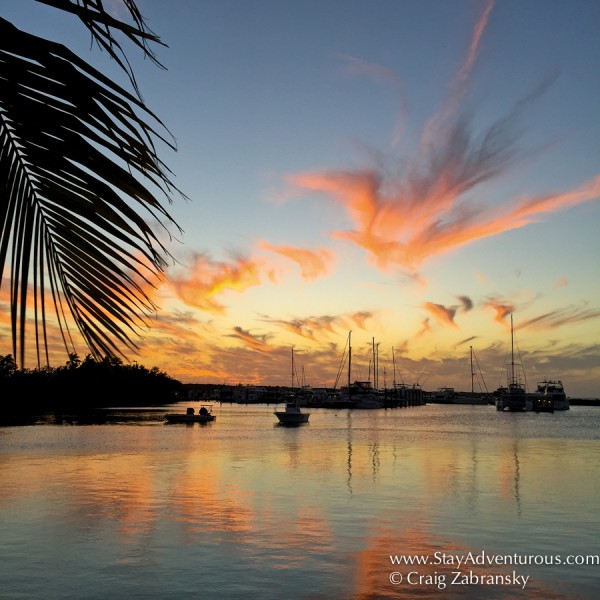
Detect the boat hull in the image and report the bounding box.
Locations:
[165,414,215,423]
[529,380,570,411]
[274,404,310,425]
[275,412,310,425]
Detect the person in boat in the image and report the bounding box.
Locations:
[199,406,209,416]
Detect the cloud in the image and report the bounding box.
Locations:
[261,311,375,342]
[228,326,273,353]
[168,252,262,315]
[421,296,472,328]
[421,0,495,147]
[455,335,477,348]
[484,298,515,325]
[519,305,600,331]
[416,318,432,338]
[457,296,474,312]
[291,143,600,276]
[555,277,568,289]
[341,55,408,148]
[422,302,459,328]
[288,1,600,275]
[350,311,374,329]
[259,241,336,280]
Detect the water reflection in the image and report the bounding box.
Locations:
[1,406,599,599]
[513,441,522,517]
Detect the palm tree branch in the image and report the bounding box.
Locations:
[34,0,167,95]
[0,16,183,365]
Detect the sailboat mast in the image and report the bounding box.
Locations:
[375,342,379,390]
[470,346,474,394]
[348,331,352,399]
[291,347,295,390]
[510,314,515,386]
[372,337,375,388]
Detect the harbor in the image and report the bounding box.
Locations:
[2,403,599,599]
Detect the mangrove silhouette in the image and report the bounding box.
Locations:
[1,354,182,416]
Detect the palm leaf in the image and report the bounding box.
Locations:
[0,14,183,368]
[36,0,166,95]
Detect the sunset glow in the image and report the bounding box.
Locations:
[1,0,599,396]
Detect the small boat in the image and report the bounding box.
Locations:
[274,403,310,426]
[275,347,311,425]
[165,405,216,423]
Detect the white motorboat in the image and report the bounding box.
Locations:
[530,380,570,411]
[274,403,310,425]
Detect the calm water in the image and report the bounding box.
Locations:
[1,403,599,599]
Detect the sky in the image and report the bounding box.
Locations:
[2,0,600,396]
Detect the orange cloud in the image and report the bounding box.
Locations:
[228,326,273,353]
[168,253,262,314]
[261,311,374,342]
[288,0,599,274]
[291,165,600,274]
[484,298,515,325]
[421,296,473,329]
[350,311,373,329]
[422,302,459,328]
[262,315,340,342]
[416,317,432,337]
[259,241,335,280]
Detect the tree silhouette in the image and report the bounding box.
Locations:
[0,0,183,368]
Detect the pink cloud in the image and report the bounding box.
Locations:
[288,0,599,274]
[259,241,336,280]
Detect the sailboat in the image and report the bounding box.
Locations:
[340,332,383,409]
[494,315,530,411]
[274,348,310,425]
[453,346,490,404]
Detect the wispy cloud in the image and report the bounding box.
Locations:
[555,277,568,289]
[288,0,600,275]
[422,296,473,328]
[168,252,262,315]
[519,305,600,331]
[341,55,408,148]
[259,241,336,280]
[484,298,515,325]
[422,302,459,328]
[458,296,474,312]
[261,311,375,342]
[421,0,495,147]
[290,143,600,276]
[455,335,477,348]
[416,318,432,338]
[228,326,273,353]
